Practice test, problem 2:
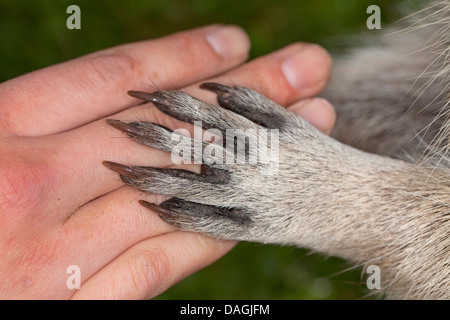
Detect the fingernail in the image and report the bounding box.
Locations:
[281,45,330,90]
[206,25,250,60]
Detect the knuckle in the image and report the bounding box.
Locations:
[79,51,137,91]
[127,246,171,297]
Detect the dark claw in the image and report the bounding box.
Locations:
[139,200,174,217]
[106,119,143,137]
[127,90,160,103]
[140,197,253,228]
[139,199,183,227]
[128,90,175,110]
[202,82,285,129]
[200,82,232,95]
[142,166,230,184]
[102,161,138,179]
[128,90,195,125]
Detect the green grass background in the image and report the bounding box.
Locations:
[0,0,423,299]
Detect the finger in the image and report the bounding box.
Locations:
[55,169,218,294]
[70,232,236,299]
[185,42,332,107]
[0,25,250,137]
[56,187,176,285]
[288,98,336,135]
[0,186,176,299]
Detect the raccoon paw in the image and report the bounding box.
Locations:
[104,83,322,242]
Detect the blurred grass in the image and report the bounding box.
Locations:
[0,0,421,81]
[0,0,422,299]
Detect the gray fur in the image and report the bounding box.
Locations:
[106,2,450,299]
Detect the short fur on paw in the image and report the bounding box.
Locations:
[104,83,335,244]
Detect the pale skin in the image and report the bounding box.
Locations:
[0,24,335,299]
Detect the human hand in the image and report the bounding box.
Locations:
[0,24,333,299]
